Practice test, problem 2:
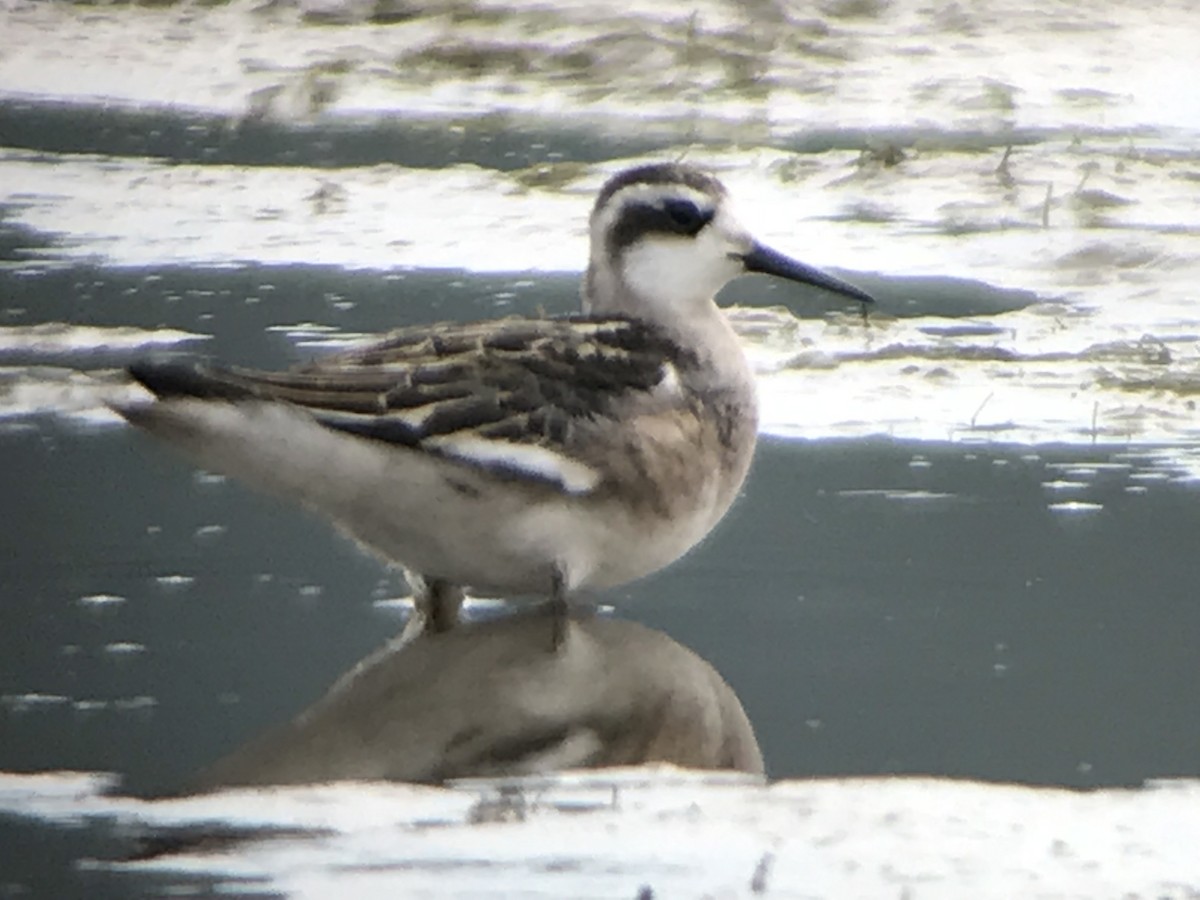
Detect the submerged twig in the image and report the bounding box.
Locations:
[996,145,1015,187]
[970,392,995,429]
[750,851,775,893]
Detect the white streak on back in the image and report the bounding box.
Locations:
[655,361,682,399]
[426,434,601,495]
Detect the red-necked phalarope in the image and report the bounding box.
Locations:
[116,162,873,642]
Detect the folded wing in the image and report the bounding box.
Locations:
[129,315,690,496]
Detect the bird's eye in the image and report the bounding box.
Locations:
[662,198,711,235]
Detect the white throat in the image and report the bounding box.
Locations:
[585,205,750,324]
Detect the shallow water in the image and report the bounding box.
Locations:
[1,0,1199,896]
[4,424,1198,789]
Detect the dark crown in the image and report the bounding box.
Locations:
[595,163,725,257]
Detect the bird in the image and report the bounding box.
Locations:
[115,162,874,639]
[186,610,765,789]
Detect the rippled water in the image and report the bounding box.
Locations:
[2,0,1199,896]
[4,6,1199,457]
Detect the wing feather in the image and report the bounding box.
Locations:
[129,315,694,494]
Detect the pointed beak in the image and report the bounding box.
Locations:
[740,242,876,305]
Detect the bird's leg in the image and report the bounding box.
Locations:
[425,579,465,634]
[549,568,570,650]
[400,572,464,643]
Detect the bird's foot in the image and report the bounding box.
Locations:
[548,569,570,651]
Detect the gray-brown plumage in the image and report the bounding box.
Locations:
[117,163,874,635]
[188,612,764,788]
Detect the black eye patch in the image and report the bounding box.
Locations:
[662,198,714,235]
[607,197,717,256]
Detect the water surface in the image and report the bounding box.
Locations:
[1,1,1198,896]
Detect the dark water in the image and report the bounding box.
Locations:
[1,116,1198,899]
[3,404,1198,896]
[0,98,1055,172]
[4,406,1198,794]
